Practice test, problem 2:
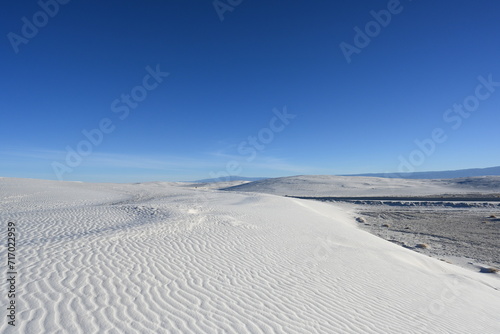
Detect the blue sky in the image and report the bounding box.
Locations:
[1,0,500,182]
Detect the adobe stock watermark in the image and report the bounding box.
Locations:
[7,0,71,54]
[397,74,499,174]
[213,0,243,22]
[304,236,337,275]
[208,106,296,181]
[51,64,169,180]
[339,0,408,64]
[416,278,461,332]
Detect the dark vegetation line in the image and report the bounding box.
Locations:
[286,195,500,202]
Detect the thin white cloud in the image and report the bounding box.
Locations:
[0,147,330,179]
[1,147,224,171]
[204,150,326,174]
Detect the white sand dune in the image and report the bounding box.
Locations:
[222,175,500,197]
[1,177,499,333]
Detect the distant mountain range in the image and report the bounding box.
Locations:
[343,166,500,179]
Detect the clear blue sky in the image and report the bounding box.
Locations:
[1,0,500,182]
